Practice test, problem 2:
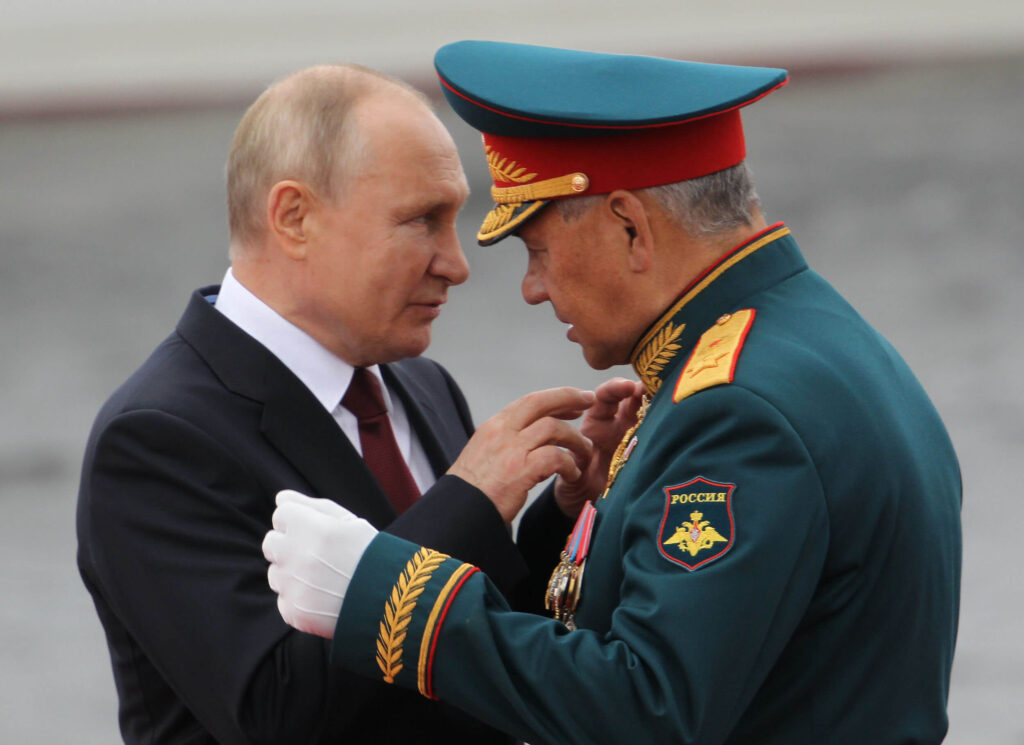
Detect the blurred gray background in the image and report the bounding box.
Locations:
[1,2,1021,743]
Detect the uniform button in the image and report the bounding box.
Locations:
[716,313,731,325]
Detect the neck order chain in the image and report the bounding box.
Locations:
[600,393,651,499]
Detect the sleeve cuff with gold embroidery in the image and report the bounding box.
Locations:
[332,532,479,700]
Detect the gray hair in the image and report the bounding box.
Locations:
[226,64,426,253]
[555,162,762,236]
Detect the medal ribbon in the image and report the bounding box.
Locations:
[565,501,598,566]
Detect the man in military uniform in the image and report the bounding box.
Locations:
[263,42,962,744]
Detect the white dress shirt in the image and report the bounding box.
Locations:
[213,267,436,494]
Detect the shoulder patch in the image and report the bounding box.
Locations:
[658,477,736,570]
[673,309,755,403]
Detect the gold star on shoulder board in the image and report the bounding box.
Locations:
[673,310,756,403]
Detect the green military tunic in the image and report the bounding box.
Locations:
[332,224,962,744]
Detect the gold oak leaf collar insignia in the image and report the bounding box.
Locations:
[629,225,790,397]
[631,321,686,396]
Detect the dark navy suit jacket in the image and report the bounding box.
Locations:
[77,287,556,744]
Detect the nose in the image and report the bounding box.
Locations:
[431,228,470,286]
[521,266,548,306]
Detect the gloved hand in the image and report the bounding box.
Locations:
[262,489,379,639]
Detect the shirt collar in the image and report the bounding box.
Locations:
[213,267,391,413]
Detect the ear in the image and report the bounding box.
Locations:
[266,180,315,260]
[605,190,655,272]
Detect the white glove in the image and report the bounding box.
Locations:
[262,489,378,639]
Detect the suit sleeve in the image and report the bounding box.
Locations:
[82,409,505,745]
[330,387,830,745]
[382,358,531,594]
[83,410,341,744]
[386,475,528,595]
[411,356,571,606]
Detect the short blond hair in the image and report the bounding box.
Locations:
[226,64,426,251]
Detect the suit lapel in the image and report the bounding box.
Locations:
[177,287,398,528]
[259,362,398,528]
[383,363,462,477]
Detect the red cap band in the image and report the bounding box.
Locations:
[482,110,746,196]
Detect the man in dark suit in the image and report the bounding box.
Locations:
[76,64,594,744]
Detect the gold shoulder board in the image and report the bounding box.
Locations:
[673,309,755,403]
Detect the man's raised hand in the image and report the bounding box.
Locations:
[553,378,645,517]
[447,387,595,523]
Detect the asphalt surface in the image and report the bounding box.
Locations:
[0,53,1021,743]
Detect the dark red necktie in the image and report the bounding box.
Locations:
[341,368,420,514]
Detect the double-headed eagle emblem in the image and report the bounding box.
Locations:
[663,511,727,557]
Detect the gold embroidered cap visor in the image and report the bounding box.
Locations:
[477,140,593,244]
[478,198,550,246]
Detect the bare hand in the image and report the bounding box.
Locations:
[448,387,595,523]
[553,378,645,517]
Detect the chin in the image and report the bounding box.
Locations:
[579,337,631,371]
[580,346,616,371]
[381,330,432,364]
